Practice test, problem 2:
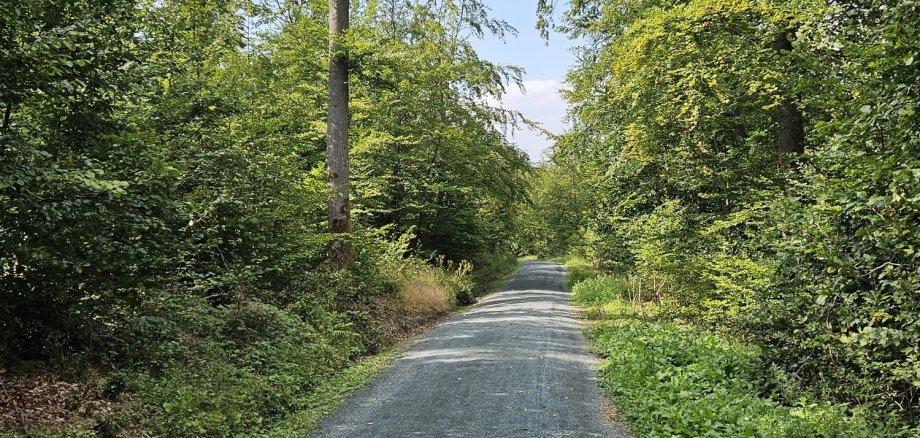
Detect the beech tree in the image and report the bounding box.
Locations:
[535,0,920,425]
[1,1,529,433]
[327,0,353,269]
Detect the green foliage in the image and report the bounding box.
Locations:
[569,275,628,307]
[555,255,601,289]
[757,0,920,418]
[268,347,401,437]
[349,0,530,261]
[542,0,920,427]
[573,278,888,437]
[0,0,173,359]
[121,298,355,437]
[470,251,519,299]
[0,0,529,435]
[514,165,585,257]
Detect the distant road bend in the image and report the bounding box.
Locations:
[310,261,626,437]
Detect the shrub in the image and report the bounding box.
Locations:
[470,251,518,298]
[571,275,629,307]
[574,276,887,437]
[557,256,601,289]
[110,296,362,437]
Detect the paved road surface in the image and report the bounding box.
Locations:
[310,261,625,437]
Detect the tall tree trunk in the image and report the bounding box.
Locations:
[773,30,805,156]
[326,0,353,269]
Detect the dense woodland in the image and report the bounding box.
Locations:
[1,0,526,434]
[1,0,918,436]
[521,0,919,435]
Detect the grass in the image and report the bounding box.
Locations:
[268,348,401,436]
[569,273,887,438]
[400,269,451,313]
[547,254,602,289]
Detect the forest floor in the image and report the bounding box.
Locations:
[309,261,625,437]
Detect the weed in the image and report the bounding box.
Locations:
[400,270,451,314]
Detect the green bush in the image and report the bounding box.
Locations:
[115,298,354,436]
[574,277,889,437]
[757,0,920,417]
[571,275,629,307]
[470,251,519,299]
[555,256,602,289]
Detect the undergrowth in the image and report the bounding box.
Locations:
[2,249,517,437]
[570,273,905,437]
[549,255,600,289]
[470,251,519,301]
[267,348,401,437]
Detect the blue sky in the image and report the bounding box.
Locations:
[469,0,578,162]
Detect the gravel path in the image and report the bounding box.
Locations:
[310,261,626,437]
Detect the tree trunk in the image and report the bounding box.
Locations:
[772,30,805,156]
[776,98,804,155]
[326,0,353,270]
[2,99,11,134]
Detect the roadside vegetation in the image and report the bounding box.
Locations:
[523,0,919,434]
[570,270,891,437]
[3,0,918,435]
[1,0,522,435]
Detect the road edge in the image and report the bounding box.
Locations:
[270,260,522,436]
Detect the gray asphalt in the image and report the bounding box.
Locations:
[310,261,626,437]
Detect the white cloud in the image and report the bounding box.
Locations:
[494,80,568,162]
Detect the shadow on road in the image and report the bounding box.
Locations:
[310,261,626,438]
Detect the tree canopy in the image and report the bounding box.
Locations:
[524,0,919,429]
[2,0,918,434]
[0,0,527,434]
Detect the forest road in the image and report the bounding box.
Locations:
[309,261,626,438]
